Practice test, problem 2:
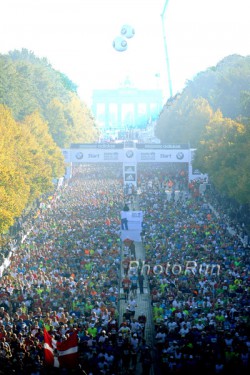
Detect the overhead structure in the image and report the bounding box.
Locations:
[62,143,207,184]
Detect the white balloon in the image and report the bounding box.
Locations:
[120,24,135,39]
[113,36,128,52]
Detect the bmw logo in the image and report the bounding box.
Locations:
[75,152,84,160]
[176,152,184,160]
[126,150,134,158]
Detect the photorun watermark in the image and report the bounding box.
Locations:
[129,260,220,276]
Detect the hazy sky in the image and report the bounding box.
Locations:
[1,0,249,104]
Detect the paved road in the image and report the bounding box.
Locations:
[119,233,156,374]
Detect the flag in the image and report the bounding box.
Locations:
[44,329,55,367]
[57,331,79,368]
[44,329,78,368]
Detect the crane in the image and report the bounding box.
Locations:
[161,0,173,98]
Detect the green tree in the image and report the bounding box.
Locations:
[0,49,99,146]
[194,111,250,204]
[155,96,213,147]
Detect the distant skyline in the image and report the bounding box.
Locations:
[1,0,249,104]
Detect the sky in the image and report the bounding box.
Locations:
[0,0,249,104]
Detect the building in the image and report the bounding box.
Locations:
[91,81,163,140]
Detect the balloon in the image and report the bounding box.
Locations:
[113,36,128,52]
[120,24,135,39]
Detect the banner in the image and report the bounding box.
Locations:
[121,211,143,231]
[123,163,137,187]
[44,329,78,368]
[63,145,191,164]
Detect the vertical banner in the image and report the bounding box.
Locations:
[123,163,137,187]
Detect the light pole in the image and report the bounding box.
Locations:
[161,0,173,98]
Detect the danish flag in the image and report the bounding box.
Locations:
[44,329,78,368]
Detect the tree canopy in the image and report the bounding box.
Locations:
[0,48,99,147]
[155,54,250,208]
[0,49,99,234]
[0,105,65,232]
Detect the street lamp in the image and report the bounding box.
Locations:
[161,0,173,98]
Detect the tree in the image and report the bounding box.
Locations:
[155,96,213,147]
[0,105,65,233]
[194,111,250,204]
[0,106,30,231]
[0,49,99,147]
[21,111,65,193]
[64,93,99,144]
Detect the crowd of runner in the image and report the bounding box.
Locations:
[0,165,126,374]
[136,164,249,374]
[0,163,249,375]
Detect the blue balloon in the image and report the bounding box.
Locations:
[113,36,128,52]
[120,24,135,39]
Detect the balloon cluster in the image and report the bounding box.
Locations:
[113,24,135,52]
